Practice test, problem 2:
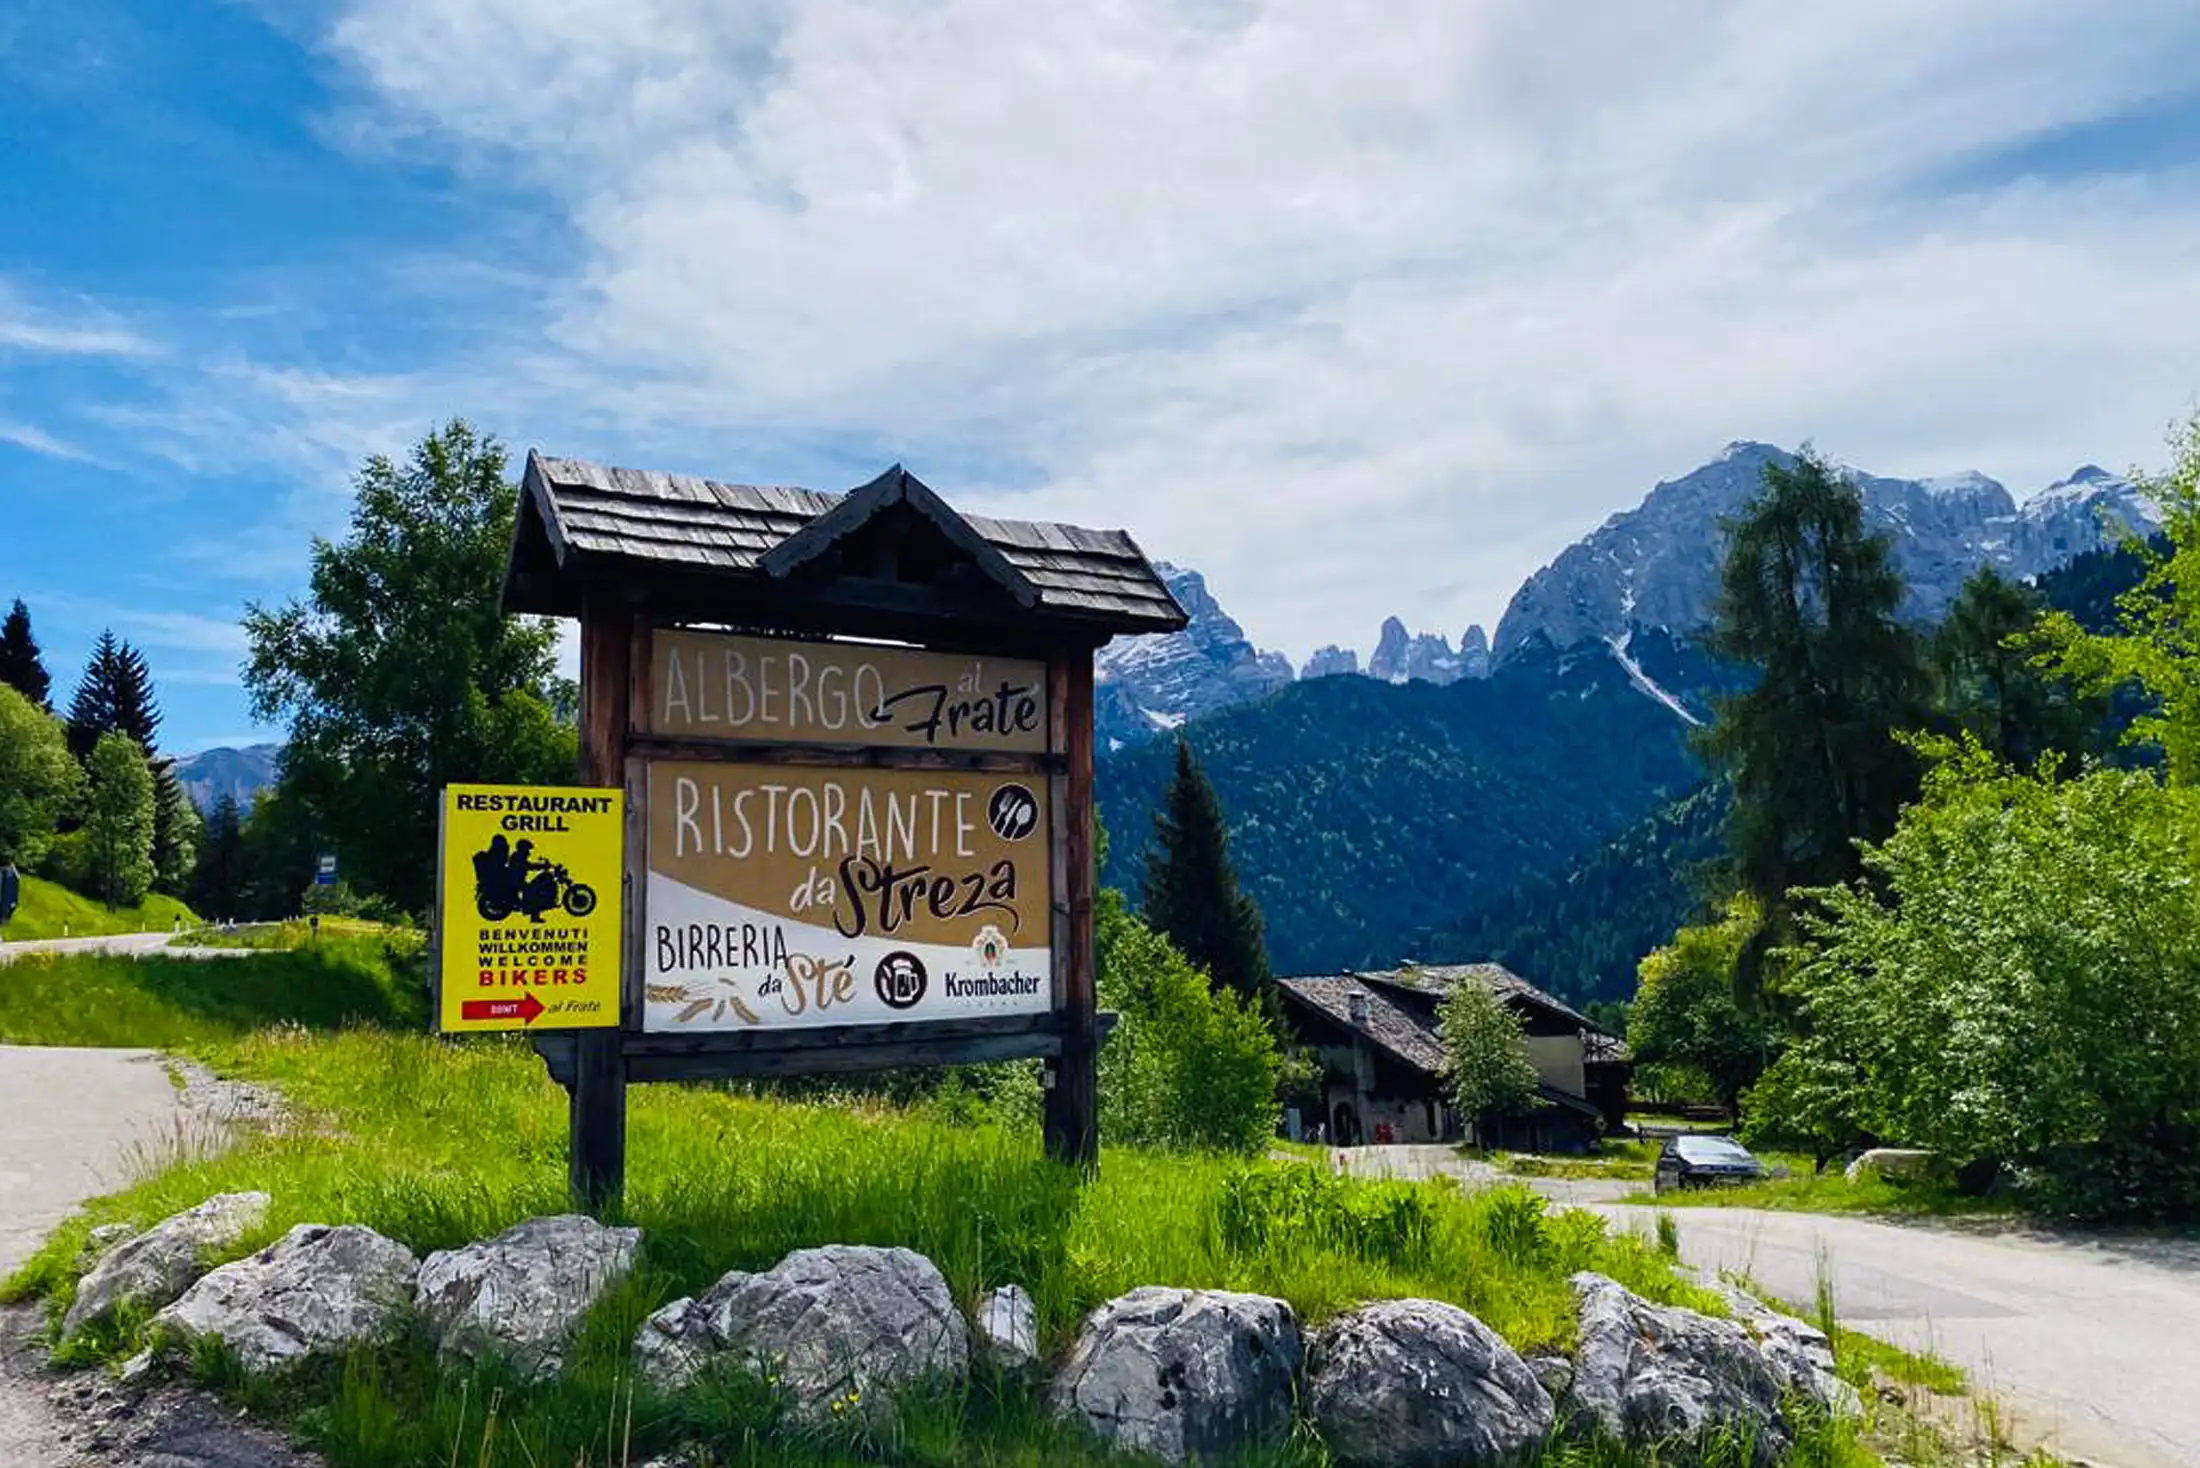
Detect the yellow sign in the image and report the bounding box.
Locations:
[436,784,625,1032]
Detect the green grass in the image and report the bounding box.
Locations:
[1830,1327,1967,1397]
[0,947,1905,1467]
[1,873,196,942]
[0,935,424,1048]
[172,918,407,952]
[1623,1155,2008,1219]
[1502,1140,1659,1182]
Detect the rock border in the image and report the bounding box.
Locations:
[41,1194,1864,1468]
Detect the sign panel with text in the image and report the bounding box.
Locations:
[649,629,1047,753]
[435,784,625,1033]
[642,760,1052,1032]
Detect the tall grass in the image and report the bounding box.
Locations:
[0,937,423,1047]
[11,1027,1706,1352]
[0,946,1903,1467]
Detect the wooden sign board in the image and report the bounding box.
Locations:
[641,759,1053,1032]
[504,456,1187,1211]
[649,629,1046,752]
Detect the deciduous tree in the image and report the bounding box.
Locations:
[0,684,80,867]
[1437,978,1540,1133]
[243,422,576,913]
[2033,412,2200,785]
[82,731,155,908]
[1140,735,1272,1004]
[1628,896,1779,1114]
[1769,737,2200,1220]
[1096,889,1279,1153]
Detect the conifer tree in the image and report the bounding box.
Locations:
[0,600,51,709]
[1140,735,1272,1002]
[66,631,161,761]
[188,794,249,921]
[151,768,199,896]
[1694,448,1930,1000]
[1933,565,2099,771]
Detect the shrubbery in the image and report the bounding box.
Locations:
[1757,739,2200,1219]
[1096,892,1280,1154]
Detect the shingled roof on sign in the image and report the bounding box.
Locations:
[503,452,1188,641]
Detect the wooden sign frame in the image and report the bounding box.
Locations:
[504,458,1184,1210]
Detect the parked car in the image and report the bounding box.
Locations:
[1652,1133,1769,1194]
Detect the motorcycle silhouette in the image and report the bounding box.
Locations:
[472,835,598,923]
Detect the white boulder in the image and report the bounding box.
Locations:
[633,1245,968,1424]
[976,1285,1039,1371]
[1050,1287,1301,1466]
[1306,1298,1552,1467]
[415,1214,641,1381]
[153,1224,419,1375]
[62,1192,270,1340]
[1564,1273,1789,1464]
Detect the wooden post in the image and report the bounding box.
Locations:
[1043,647,1100,1169]
[571,593,631,1214]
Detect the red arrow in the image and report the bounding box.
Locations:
[461,992,546,1026]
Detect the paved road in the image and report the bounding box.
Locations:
[1614,1206,2199,1468]
[0,1044,189,1465]
[0,1046,186,1277]
[1336,1144,2194,1468]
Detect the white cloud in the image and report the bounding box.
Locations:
[30,591,249,659]
[288,2,2200,658]
[0,419,100,463]
[0,280,156,358]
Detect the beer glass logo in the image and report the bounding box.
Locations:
[874,951,928,1010]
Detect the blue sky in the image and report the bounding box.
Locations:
[5,0,2200,753]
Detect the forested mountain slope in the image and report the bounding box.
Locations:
[1096,632,1713,975]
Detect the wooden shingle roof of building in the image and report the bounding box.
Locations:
[1355,963,1600,1034]
[503,453,1188,641]
[1275,974,1448,1075]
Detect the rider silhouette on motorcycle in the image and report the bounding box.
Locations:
[471,834,598,924]
[508,839,563,922]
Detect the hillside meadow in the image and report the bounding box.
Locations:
[2,941,1923,1468]
[1,872,196,943]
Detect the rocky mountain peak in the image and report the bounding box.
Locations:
[1094,563,1293,750]
[1459,624,1491,679]
[1367,617,1473,685]
[1492,442,2155,667]
[1302,645,1360,679]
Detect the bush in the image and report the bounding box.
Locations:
[1770,738,2200,1220]
[1096,895,1279,1153]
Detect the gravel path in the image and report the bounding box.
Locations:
[0,1044,307,1466]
